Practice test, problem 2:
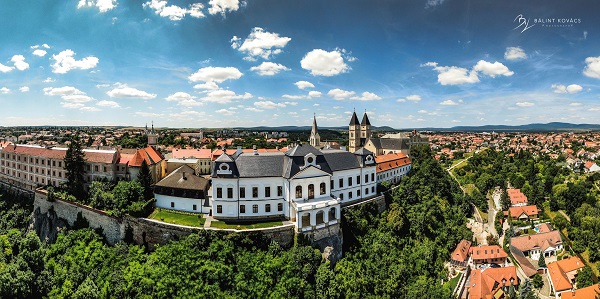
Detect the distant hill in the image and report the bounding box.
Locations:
[418,122,600,132]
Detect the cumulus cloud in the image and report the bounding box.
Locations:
[215,108,236,116]
[107,85,156,99]
[327,88,355,100]
[61,102,85,109]
[51,49,99,74]
[77,0,117,12]
[397,94,421,102]
[143,0,205,21]
[0,87,10,94]
[80,106,101,112]
[43,86,85,96]
[440,99,458,105]
[250,62,290,76]
[552,84,583,94]
[19,86,29,92]
[165,92,195,101]
[308,91,322,98]
[208,0,241,16]
[0,63,13,73]
[504,47,527,60]
[516,102,534,107]
[196,89,252,104]
[472,60,514,77]
[254,101,286,109]
[193,82,219,90]
[10,55,29,71]
[189,66,243,83]
[583,56,600,79]
[295,81,314,89]
[32,49,47,57]
[422,60,513,85]
[301,49,350,76]
[44,86,95,105]
[43,77,55,83]
[96,100,121,108]
[231,27,291,61]
[351,91,382,101]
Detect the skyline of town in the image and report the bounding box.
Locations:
[1,0,600,128]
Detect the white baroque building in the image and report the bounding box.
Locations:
[211,144,377,232]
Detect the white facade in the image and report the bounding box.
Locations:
[377,164,411,184]
[155,194,209,214]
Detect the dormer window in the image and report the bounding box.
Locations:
[303,153,319,169]
[365,155,374,164]
[217,163,232,175]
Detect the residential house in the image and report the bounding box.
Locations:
[450,239,471,268]
[169,148,212,175]
[560,284,600,299]
[510,230,563,260]
[584,161,600,173]
[547,257,585,298]
[466,266,519,299]
[154,165,210,213]
[506,205,539,221]
[469,245,508,267]
[507,189,528,206]
[374,152,412,184]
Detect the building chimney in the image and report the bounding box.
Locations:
[253,145,258,155]
[182,171,187,180]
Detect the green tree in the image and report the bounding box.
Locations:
[537,254,546,268]
[64,136,87,200]
[552,214,569,231]
[575,266,594,288]
[137,160,154,201]
[532,273,543,288]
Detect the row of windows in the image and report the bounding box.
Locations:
[337,186,375,200]
[332,173,375,189]
[0,154,63,167]
[216,186,284,199]
[2,167,64,178]
[377,166,410,180]
[295,183,326,199]
[170,202,200,211]
[215,203,283,214]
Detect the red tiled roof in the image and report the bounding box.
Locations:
[128,146,164,167]
[510,230,562,253]
[508,205,539,218]
[374,153,411,173]
[469,245,508,261]
[1,144,117,163]
[172,148,212,159]
[507,189,528,205]
[451,239,471,263]
[560,284,600,299]
[548,257,584,292]
[468,266,519,299]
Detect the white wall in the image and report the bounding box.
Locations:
[155,194,208,213]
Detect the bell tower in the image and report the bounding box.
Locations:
[348,110,360,152]
[309,114,321,148]
[147,121,158,148]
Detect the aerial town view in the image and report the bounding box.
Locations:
[1,0,599,298]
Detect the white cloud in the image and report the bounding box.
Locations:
[250,62,290,76]
[32,49,47,57]
[451,120,461,123]
[77,0,117,12]
[397,94,421,102]
[516,102,534,107]
[198,89,252,103]
[19,86,29,92]
[96,100,121,108]
[440,99,458,105]
[193,82,220,90]
[107,86,156,99]
[80,106,101,112]
[165,92,195,101]
[570,102,582,106]
[245,107,263,112]
[295,81,314,89]
[423,60,513,85]
[254,101,286,109]
[177,99,205,107]
[51,49,99,74]
[11,55,29,71]
[328,88,355,100]
[61,95,94,103]
[0,87,10,94]
[208,0,241,16]
[42,44,50,49]
[472,60,514,77]
[552,84,583,94]
[301,49,350,76]
[143,0,205,21]
[231,27,291,61]
[504,47,527,60]
[282,95,304,100]
[215,108,236,116]
[188,66,243,83]
[43,77,55,83]
[308,91,322,98]
[61,102,85,109]
[426,0,446,8]
[351,91,382,101]
[583,56,600,79]
[43,86,85,96]
[0,63,13,73]
[135,111,163,118]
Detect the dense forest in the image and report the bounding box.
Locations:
[0,145,471,298]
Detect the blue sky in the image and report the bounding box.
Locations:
[1,0,599,128]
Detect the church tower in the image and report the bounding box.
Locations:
[360,112,372,144]
[348,111,360,152]
[309,114,321,148]
[147,121,158,148]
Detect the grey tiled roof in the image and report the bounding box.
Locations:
[235,153,285,177]
[285,144,323,157]
[155,164,209,191]
[323,151,361,171]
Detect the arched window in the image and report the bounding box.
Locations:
[320,182,326,195]
[316,210,324,224]
[295,186,302,199]
[329,208,336,221]
[308,184,315,199]
[301,213,311,227]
